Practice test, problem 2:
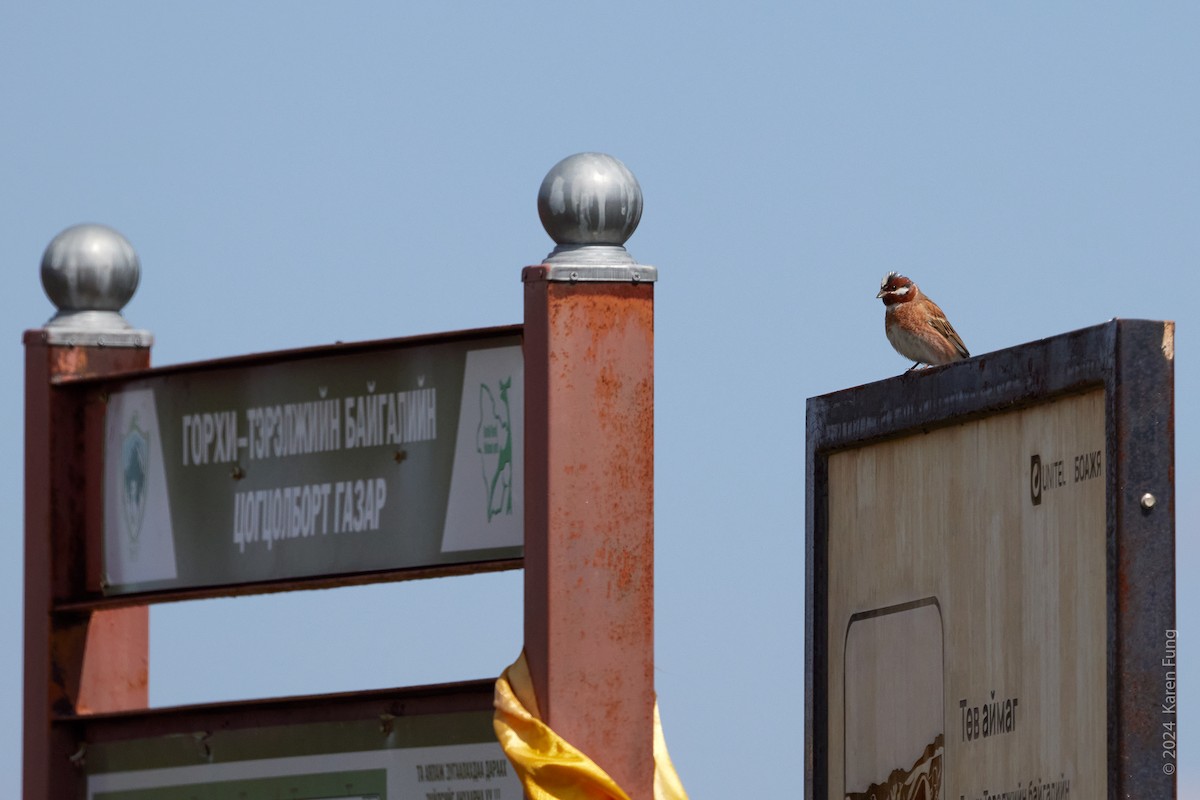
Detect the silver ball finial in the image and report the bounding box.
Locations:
[538,152,643,266]
[39,223,151,345]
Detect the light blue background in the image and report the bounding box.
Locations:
[1,4,1194,796]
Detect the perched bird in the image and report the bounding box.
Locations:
[877,272,970,371]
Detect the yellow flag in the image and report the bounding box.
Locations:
[493,652,688,800]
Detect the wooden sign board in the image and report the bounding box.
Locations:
[806,320,1176,800]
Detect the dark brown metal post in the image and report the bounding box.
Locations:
[1111,320,1176,797]
[523,275,656,798]
[24,334,152,799]
[24,332,153,797]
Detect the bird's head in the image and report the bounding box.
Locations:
[877,272,917,305]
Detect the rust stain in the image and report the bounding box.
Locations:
[530,280,657,798]
[548,285,653,365]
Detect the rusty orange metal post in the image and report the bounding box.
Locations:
[523,153,657,798]
[23,224,152,798]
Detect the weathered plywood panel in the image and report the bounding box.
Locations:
[827,389,1105,800]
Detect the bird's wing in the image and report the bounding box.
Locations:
[929,315,970,358]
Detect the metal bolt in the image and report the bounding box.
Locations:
[1141,492,1156,510]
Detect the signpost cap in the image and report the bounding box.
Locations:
[537,152,645,269]
[39,223,151,346]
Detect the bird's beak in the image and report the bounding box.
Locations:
[875,288,886,299]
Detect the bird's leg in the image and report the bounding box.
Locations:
[907,362,923,372]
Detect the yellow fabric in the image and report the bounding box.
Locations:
[493,652,689,800]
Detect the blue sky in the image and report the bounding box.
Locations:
[1,3,1196,796]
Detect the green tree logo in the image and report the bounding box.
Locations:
[477,377,513,521]
[121,413,150,558]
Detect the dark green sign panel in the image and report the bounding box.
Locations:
[86,709,517,800]
[101,330,523,595]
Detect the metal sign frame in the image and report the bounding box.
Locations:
[805,319,1176,799]
[54,324,524,609]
